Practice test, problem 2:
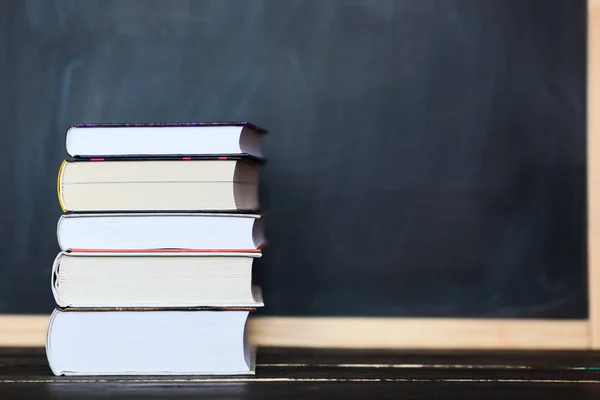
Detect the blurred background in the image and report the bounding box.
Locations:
[0,0,587,319]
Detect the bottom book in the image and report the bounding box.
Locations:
[46,308,256,376]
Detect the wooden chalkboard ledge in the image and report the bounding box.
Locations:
[0,315,589,349]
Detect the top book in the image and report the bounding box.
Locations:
[65,122,267,159]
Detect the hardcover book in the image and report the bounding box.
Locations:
[65,121,267,160]
[57,158,260,213]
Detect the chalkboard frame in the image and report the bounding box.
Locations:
[587,0,600,350]
[0,0,597,350]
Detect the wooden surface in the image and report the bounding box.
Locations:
[0,315,590,349]
[589,0,600,349]
[4,381,600,400]
[3,347,600,399]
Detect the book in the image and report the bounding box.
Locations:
[57,158,260,212]
[65,122,266,159]
[57,213,266,252]
[51,252,264,308]
[47,120,270,377]
[46,308,256,376]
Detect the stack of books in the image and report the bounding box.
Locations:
[46,122,267,376]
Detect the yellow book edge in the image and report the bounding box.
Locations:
[57,160,67,212]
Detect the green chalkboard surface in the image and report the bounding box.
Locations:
[0,0,587,318]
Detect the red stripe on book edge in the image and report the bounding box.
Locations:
[90,158,104,161]
[182,157,191,160]
[217,156,227,160]
[68,248,262,253]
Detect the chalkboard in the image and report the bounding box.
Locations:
[0,0,587,318]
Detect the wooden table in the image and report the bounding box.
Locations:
[3,347,600,399]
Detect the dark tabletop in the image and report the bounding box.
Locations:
[3,347,600,399]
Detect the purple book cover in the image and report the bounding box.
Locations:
[69,121,268,134]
